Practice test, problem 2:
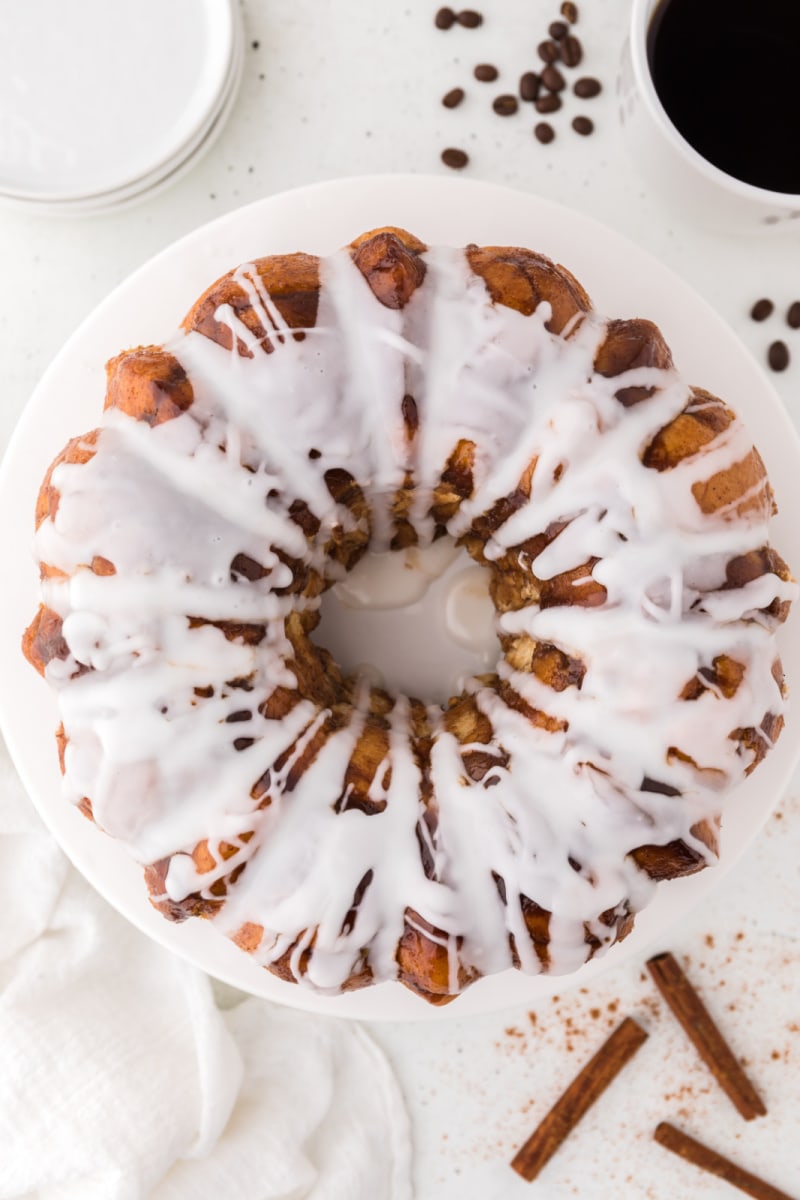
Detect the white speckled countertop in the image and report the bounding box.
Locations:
[2,2,799,1196]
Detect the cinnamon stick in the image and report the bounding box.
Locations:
[646,951,766,1120]
[654,1123,797,1200]
[510,1016,648,1182]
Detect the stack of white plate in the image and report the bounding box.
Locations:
[0,0,244,215]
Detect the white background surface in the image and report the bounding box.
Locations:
[1,1,799,1196]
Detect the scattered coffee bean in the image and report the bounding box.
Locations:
[441,147,469,169]
[541,64,566,92]
[560,35,583,67]
[572,115,594,135]
[435,6,456,29]
[750,298,774,321]
[456,9,483,27]
[549,20,568,40]
[561,1,579,22]
[787,301,800,328]
[520,71,541,101]
[535,92,562,114]
[493,93,519,115]
[535,122,556,144]
[442,87,465,108]
[574,75,602,98]
[474,63,498,81]
[768,340,790,371]
[538,40,559,63]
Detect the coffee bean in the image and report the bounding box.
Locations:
[457,9,483,27]
[561,1,579,22]
[768,340,790,371]
[787,301,800,328]
[750,298,774,321]
[560,35,583,67]
[441,147,469,169]
[535,92,562,113]
[435,6,456,28]
[520,71,541,101]
[442,87,465,108]
[572,115,594,135]
[541,65,566,92]
[535,122,556,144]
[493,94,519,116]
[549,20,568,39]
[574,75,602,98]
[474,63,498,82]
[538,40,559,64]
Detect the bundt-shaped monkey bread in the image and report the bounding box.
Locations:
[24,227,795,1004]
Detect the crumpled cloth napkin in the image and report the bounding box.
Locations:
[0,740,412,1200]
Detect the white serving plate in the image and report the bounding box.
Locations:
[2,175,799,1020]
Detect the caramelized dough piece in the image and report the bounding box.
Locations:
[497,680,567,734]
[55,724,68,774]
[35,429,100,529]
[585,901,635,958]
[519,895,551,967]
[691,447,771,520]
[466,244,592,333]
[698,655,745,699]
[182,252,321,356]
[396,909,476,1005]
[390,471,418,550]
[538,558,607,609]
[284,609,348,710]
[351,228,427,309]
[323,467,371,571]
[631,839,706,880]
[187,617,268,646]
[718,546,793,625]
[443,693,494,746]
[143,856,224,921]
[732,712,785,775]
[22,606,72,676]
[641,386,772,520]
[472,458,538,542]
[105,347,194,425]
[643,388,734,471]
[631,816,720,881]
[594,318,672,406]
[334,716,391,814]
[232,922,264,952]
[531,641,586,690]
[430,439,477,524]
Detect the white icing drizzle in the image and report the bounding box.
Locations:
[32,240,795,999]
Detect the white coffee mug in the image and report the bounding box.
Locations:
[618,0,800,233]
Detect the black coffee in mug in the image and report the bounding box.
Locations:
[647,0,800,194]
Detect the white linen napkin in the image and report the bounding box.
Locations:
[0,740,412,1200]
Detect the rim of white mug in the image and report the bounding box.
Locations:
[630,0,800,208]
